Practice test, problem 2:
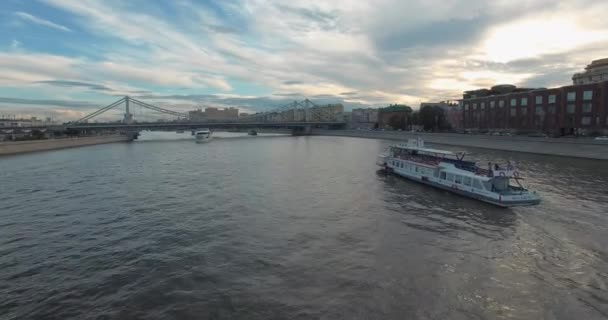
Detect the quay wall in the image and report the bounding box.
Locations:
[312,130,608,160]
[0,135,131,156]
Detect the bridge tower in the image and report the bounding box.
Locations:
[123,96,133,124]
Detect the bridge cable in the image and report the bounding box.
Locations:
[74,97,126,123]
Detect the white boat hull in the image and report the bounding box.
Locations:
[380,159,541,208]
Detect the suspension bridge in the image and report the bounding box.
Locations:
[58,96,344,134]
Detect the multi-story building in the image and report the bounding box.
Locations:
[0,117,44,127]
[461,82,608,135]
[245,103,344,122]
[420,101,463,130]
[572,58,608,85]
[188,107,239,121]
[351,108,378,129]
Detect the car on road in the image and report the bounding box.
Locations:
[528,133,548,138]
[594,136,608,141]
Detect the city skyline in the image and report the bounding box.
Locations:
[2,0,608,121]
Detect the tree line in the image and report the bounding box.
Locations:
[383,104,451,131]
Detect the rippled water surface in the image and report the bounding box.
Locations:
[1,133,607,319]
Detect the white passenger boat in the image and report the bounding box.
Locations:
[377,138,541,207]
[194,129,212,143]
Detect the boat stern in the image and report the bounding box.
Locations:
[376,153,389,167]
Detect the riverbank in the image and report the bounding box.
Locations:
[0,135,132,156]
[313,130,608,160]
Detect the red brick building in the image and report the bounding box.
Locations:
[461,82,608,135]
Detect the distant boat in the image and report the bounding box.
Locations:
[377,138,541,207]
[195,129,212,143]
[248,129,257,136]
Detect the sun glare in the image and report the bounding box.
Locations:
[481,16,608,63]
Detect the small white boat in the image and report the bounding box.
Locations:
[194,129,212,143]
[378,138,541,207]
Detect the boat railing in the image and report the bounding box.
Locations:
[395,154,440,166]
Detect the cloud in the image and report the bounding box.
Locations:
[0,97,98,108]
[14,12,72,32]
[36,80,112,91]
[2,0,608,121]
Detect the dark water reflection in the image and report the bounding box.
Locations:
[1,134,607,319]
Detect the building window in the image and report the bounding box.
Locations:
[567,104,576,114]
[583,90,593,100]
[521,108,527,116]
[582,102,592,113]
[521,97,528,106]
[481,102,485,110]
[510,109,517,117]
[499,100,505,108]
[473,103,477,109]
[548,105,555,114]
[490,101,495,109]
[510,98,517,107]
[567,91,576,102]
[464,104,469,110]
[535,106,544,115]
[535,95,543,104]
[581,116,591,126]
[548,94,556,103]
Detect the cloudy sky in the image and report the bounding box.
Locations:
[1,0,608,121]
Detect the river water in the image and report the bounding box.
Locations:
[1,133,607,319]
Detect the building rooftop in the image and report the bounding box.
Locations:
[587,58,608,70]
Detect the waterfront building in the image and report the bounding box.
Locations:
[0,117,44,127]
[188,107,239,121]
[461,82,608,135]
[351,108,378,129]
[573,58,608,85]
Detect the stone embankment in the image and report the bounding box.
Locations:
[313,130,608,160]
[0,135,131,156]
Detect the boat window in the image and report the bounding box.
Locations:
[440,172,446,180]
[473,179,483,189]
[446,173,454,182]
[455,175,462,184]
[483,181,493,191]
[464,176,472,186]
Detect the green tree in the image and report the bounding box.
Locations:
[388,115,406,130]
[411,111,420,126]
[419,106,449,131]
